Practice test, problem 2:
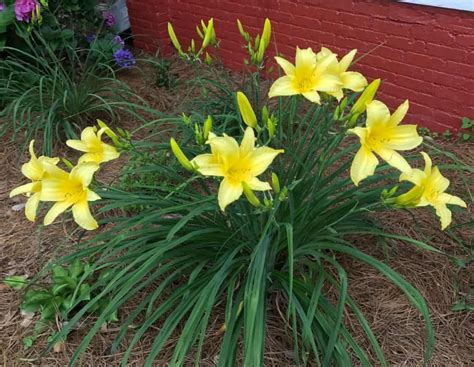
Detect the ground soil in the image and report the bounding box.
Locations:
[0,57,473,366]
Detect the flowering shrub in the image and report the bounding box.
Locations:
[9,18,469,366]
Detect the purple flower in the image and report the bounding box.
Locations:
[86,34,97,43]
[15,0,38,22]
[0,3,5,12]
[112,35,125,47]
[103,11,115,27]
[113,49,136,68]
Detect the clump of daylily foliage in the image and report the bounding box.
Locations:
[8,17,469,366]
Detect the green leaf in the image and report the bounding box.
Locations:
[69,259,84,279]
[4,275,28,290]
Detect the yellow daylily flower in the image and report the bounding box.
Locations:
[191,127,283,211]
[348,100,423,186]
[268,47,341,104]
[40,163,101,230]
[316,47,367,101]
[397,152,467,230]
[66,126,120,165]
[9,140,59,221]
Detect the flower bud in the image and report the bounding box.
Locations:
[204,52,212,65]
[267,116,277,139]
[170,138,194,171]
[257,18,271,62]
[203,115,213,140]
[167,23,182,54]
[271,172,280,193]
[236,92,257,128]
[202,18,214,49]
[351,79,381,116]
[97,119,120,146]
[242,182,261,207]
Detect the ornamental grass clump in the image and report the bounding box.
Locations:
[9,18,469,366]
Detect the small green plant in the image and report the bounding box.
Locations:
[4,259,117,349]
[153,56,178,89]
[460,117,473,141]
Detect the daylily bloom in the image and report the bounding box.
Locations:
[348,100,422,186]
[316,47,367,101]
[268,47,341,104]
[40,163,101,230]
[66,126,120,165]
[396,152,467,229]
[191,127,283,211]
[9,140,59,221]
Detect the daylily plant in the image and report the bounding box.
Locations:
[348,100,423,186]
[191,127,283,210]
[9,140,59,221]
[268,47,341,103]
[396,152,467,229]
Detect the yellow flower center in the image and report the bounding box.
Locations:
[60,180,87,203]
[226,167,251,183]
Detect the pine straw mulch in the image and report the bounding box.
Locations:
[1,56,473,366]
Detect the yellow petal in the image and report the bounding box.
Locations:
[350,146,379,186]
[437,193,467,208]
[295,47,316,71]
[268,76,297,98]
[347,127,368,143]
[366,100,390,129]
[72,200,98,230]
[313,73,341,93]
[399,168,425,186]
[218,178,243,211]
[236,92,257,128]
[28,140,37,160]
[388,100,409,127]
[341,71,367,92]
[429,167,450,193]
[66,139,88,152]
[248,147,284,176]
[192,153,224,176]
[240,127,256,157]
[421,152,432,175]
[87,189,101,201]
[70,163,100,187]
[44,201,74,226]
[80,126,99,144]
[25,192,41,221]
[101,144,120,162]
[10,182,36,197]
[339,49,357,72]
[40,178,67,201]
[375,147,412,173]
[274,56,295,76]
[434,203,452,230]
[384,125,423,151]
[394,185,424,207]
[208,135,240,165]
[302,91,321,104]
[316,47,333,61]
[245,177,271,191]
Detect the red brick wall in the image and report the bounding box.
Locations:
[126,0,474,132]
